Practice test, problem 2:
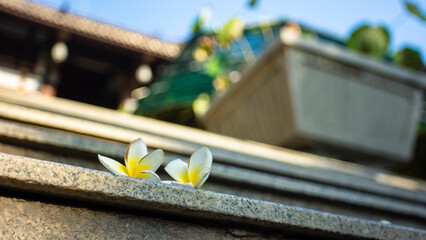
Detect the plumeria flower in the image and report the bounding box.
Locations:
[98,138,163,181]
[164,147,212,189]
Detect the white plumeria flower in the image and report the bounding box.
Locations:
[98,138,163,181]
[164,147,212,189]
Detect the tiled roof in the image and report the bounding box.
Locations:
[0,0,181,60]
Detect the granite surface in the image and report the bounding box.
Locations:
[210,163,426,220]
[1,119,426,229]
[0,153,425,239]
[1,196,291,240]
[1,100,425,207]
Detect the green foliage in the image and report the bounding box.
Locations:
[347,4,425,71]
[347,25,390,58]
[204,54,229,77]
[192,93,211,118]
[216,18,244,47]
[248,0,258,7]
[394,47,425,71]
[192,36,215,62]
[404,1,426,22]
[192,16,206,36]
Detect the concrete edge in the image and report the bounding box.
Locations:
[211,163,426,219]
[0,153,425,239]
[2,118,425,218]
[279,32,426,90]
[1,108,426,206]
[0,88,409,181]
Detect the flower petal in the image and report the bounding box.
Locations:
[164,159,189,183]
[193,168,211,189]
[125,138,148,176]
[137,170,161,181]
[161,180,175,184]
[136,149,164,173]
[162,181,193,188]
[188,147,212,184]
[98,154,127,176]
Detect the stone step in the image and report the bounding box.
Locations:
[0,119,425,230]
[0,93,425,204]
[1,153,425,240]
[1,91,426,237]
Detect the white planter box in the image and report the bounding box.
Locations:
[203,33,426,162]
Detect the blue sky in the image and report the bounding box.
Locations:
[34,0,426,61]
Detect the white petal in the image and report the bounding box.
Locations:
[125,138,148,175]
[193,168,211,189]
[162,181,193,188]
[164,159,189,183]
[98,154,127,176]
[188,147,212,184]
[161,180,175,184]
[136,149,164,173]
[137,170,161,181]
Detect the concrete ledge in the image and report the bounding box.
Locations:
[1,89,423,185]
[2,119,426,220]
[0,153,425,239]
[1,103,425,206]
[2,196,279,240]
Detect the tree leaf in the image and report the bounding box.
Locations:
[404,1,426,22]
[394,47,425,71]
[347,24,390,58]
[249,0,258,7]
[216,18,244,47]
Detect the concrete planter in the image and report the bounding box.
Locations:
[203,33,426,162]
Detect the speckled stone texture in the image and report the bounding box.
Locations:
[1,119,426,229]
[0,153,425,239]
[1,102,425,206]
[1,196,291,240]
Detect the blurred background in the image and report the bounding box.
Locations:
[0,0,425,178]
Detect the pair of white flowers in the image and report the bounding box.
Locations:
[97,138,212,189]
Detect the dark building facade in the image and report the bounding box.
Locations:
[0,0,180,109]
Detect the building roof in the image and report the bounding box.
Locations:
[0,0,181,60]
